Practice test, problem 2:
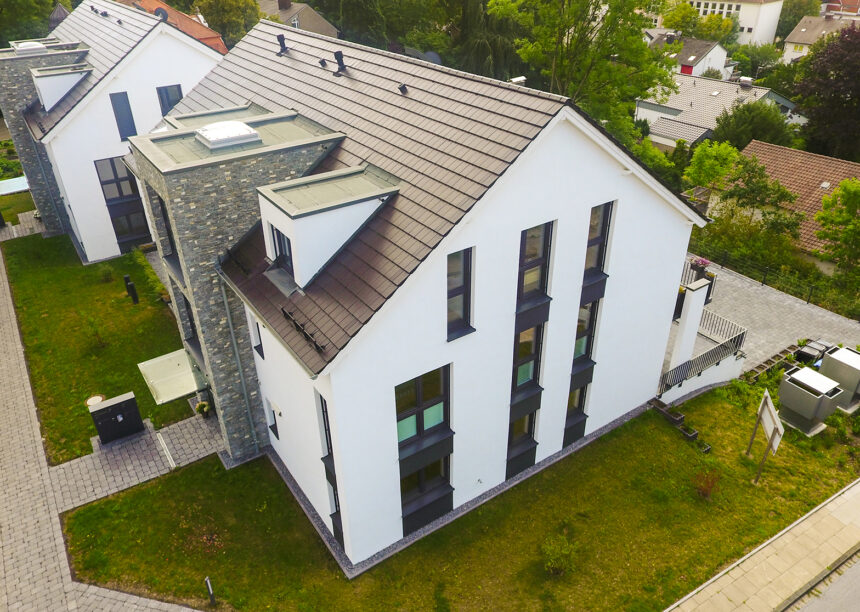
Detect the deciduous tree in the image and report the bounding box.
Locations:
[722,153,800,236]
[712,100,794,150]
[731,43,781,77]
[815,178,860,276]
[0,0,54,47]
[683,140,739,190]
[662,2,699,35]
[776,0,820,41]
[195,0,262,48]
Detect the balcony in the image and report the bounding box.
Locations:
[163,252,185,287]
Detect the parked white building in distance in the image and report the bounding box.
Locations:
[0,0,222,262]
[687,0,784,44]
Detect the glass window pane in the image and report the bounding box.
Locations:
[510,414,532,442]
[395,380,417,414]
[518,328,536,359]
[400,471,420,497]
[584,243,601,271]
[95,159,114,182]
[568,386,584,414]
[516,361,535,386]
[447,295,464,325]
[102,183,120,201]
[118,180,134,196]
[588,204,606,241]
[397,415,417,442]
[112,215,131,237]
[523,225,545,262]
[574,335,589,360]
[421,368,443,400]
[577,303,593,336]
[423,457,445,483]
[129,212,147,234]
[114,161,128,178]
[423,402,444,429]
[447,251,464,290]
[521,266,542,295]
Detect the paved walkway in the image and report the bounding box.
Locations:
[704,265,860,370]
[0,245,213,610]
[794,549,860,611]
[0,210,42,242]
[666,477,860,612]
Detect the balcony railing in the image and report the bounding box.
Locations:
[660,328,746,394]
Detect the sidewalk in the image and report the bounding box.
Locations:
[665,477,860,612]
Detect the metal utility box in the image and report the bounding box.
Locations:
[778,367,843,436]
[820,346,860,409]
[89,392,144,444]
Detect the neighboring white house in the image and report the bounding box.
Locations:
[635,73,801,151]
[687,0,784,44]
[128,23,716,569]
[648,31,733,78]
[782,14,853,62]
[0,0,222,262]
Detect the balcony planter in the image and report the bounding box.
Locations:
[678,424,698,441]
[696,439,711,454]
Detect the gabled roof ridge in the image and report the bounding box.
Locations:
[745,140,860,168]
[259,19,568,105]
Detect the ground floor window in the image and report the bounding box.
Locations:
[400,456,449,504]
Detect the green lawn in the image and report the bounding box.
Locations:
[0,191,35,225]
[63,377,860,611]
[2,234,190,464]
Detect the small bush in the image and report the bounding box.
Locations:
[693,468,721,500]
[825,413,850,444]
[541,532,575,576]
[131,249,167,297]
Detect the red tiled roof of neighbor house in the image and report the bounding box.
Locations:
[742,140,860,253]
[202,22,705,374]
[116,0,228,54]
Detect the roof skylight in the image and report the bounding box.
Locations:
[194,121,261,150]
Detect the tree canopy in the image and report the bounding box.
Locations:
[194,0,262,48]
[712,100,795,150]
[776,0,820,41]
[796,25,860,162]
[683,140,739,190]
[731,43,781,78]
[815,178,860,277]
[722,153,800,236]
[0,0,61,47]
[661,2,736,43]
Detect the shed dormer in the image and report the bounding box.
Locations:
[258,165,400,289]
[30,63,92,112]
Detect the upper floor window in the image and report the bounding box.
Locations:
[447,248,473,339]
[584,203,612,274]
[109,91,137,141]
[291,16,300,28]
[270,225,294,275]
[400,456,448,504]
[518,222,552,302]
[156,84,183,116]
[395,366,449,443]
[251,319,264,358]
[94,157,140,205]
[574,301,599,362]
[513,325,543,391]
[319,393,333,457]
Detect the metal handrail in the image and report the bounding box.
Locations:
[699,308,746,341]
[660,330,747,394]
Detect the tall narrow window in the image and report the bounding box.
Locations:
[400,457,449,505]
[447,248,473,339]
[574,301,599,362]
[584,203,611,274]
[95,157,150,250]
[518,223,552,302]
[109,92,137,141]
[251,319,264,358]
[509,412,535,449]
[270,225,294,275]
[320,395,333,457]
[395,366,449,444]
[266,399,279,439]
[156,84,183,116]
[512,325,543,391]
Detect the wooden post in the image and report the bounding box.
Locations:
[745,411,761,457]
[754,428,778,484]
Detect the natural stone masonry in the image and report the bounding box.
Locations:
[0,246,204,610]
[703,264,860,369]
[666,477,860,612]
[0,48,77,236]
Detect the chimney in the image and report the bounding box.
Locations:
[278,0,292,10]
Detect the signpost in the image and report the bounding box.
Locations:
[746,389,784,484]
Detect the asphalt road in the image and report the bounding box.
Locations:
[798,554,860,611]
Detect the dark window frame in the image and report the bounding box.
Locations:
[94,157,141,206]
[512,324,544,392]
[156,84,183,116]
[395,366,450,446]
[447,248,473,338]
[320,394,333,457]
[252,320,264,358]
[268,401,279,440]
[574,300,600,363]
[584,203,613,275]
[270,224,294,276]
[400,456,450,506]
[109,91,137,141]
[517,222,553,304]
[567,383,587,418]
[508,411,536,449]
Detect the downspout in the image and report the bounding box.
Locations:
[218,272,260,454]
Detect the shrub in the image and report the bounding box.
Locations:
[693,468,721,500]
[541,532,575,576]
[96,264,113,283]
[130,249,167,298]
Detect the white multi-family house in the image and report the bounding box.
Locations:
[0,0,222,262]
[127,22,717,570]
[687,0,784,44]
[649,31,733,78]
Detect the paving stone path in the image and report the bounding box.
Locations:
[0,246,210,610]
[0,210,42,242]
[703,264,860,370]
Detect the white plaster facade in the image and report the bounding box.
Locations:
[243,107,706,564]
[688,0,784,45]
[41,25,220,262]
[684,45,731,78]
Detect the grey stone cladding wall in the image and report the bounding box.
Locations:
[132,141,339,461]
[0,49,80,235]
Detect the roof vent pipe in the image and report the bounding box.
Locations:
[276,33,288,55]
[334,50,346,72]
[318,58,327,67]
[398,83,408,94]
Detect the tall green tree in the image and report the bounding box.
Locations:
[756,60,802,98]
[776,0,820,41]
[316,0,388,46]
[195,0,262,48]
[455,0,522,79]
[695,14,736,44]
[722,153,800,236]
[731,43,781,77]
[683,140,739,190]
[712,100,795,150]
[815,178,860,277]
[661,2,699,35]
[0,0,54,47]
[796,25,860,161]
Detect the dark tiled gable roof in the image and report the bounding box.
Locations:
[207,22,699,374]
[742,140,860,253]
[25,0,161,139]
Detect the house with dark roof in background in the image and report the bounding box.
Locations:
[0,0,222,261]
[648,31,733,79]
[742,140,860,271]
[126,20,713,570]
